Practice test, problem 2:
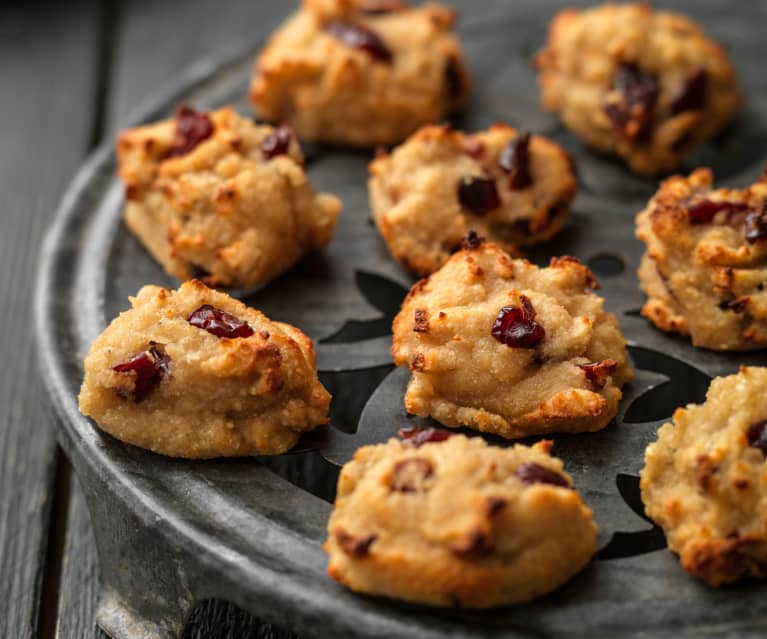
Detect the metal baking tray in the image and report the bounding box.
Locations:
[35,2,767,637]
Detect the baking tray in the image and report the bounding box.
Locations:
[35,1,767,637]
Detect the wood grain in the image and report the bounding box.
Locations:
[0,2,99,638]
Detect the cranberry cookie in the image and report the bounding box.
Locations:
[641,366,767,586]
[636,168,767,350]
[369,124,577,275]
[535,3,741,176]
[117,105,341,289]
[391,237,633,438]
[325,434,597,607]
[249,0,470,147]
[78,280,331,458]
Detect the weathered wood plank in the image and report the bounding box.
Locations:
[0,2,100,638]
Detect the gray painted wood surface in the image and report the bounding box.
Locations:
[0,2,99,638]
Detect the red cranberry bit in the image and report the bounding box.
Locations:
[491,295,545,349]
[604,64,658,142]
[747,420,767,455]
[166,106,214,158]
[670,68,708,115]
[261,125,292,160]
[325,21,392,63]
[578,359,618,390]
[458,176,501,216]
[398,426,451,447]
[499,132,532,190]
[390,458,434,493]
[718,297,749,313]
[686,199,750,225]
[745,201,767,244]
[112,342,169,403]
[187,304,254,339]
[516,462,570,488]
[460,229,484,250]
[335,529,377,557]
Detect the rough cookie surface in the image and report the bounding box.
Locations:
[78,280,331,458]
[641,367,767,586]
[535,3,741,176]
[325,435,597,607]
[391,240,633,438]
[369,124,577,275]
[117,106,341,289]
[636,168,767,350]
[250,0,470,147]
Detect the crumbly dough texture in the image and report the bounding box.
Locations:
[325,435,597,607]
[535,3,741,176]
[369,124,577,275]
[117,106,341,289]
[78,280,331,458]
[391,241,633,438]
[249,0,471,147]
[641,367,767,586]
[636,169,767,351]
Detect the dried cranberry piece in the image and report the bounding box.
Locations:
[325,21,392,63]
[166,106,214,158]
[499,132,532,190]
[718,297,749,313]
[335,529,377,557]
[390,458,434,492]
[670,68,708,115]
[112,342,169,403]
[187,304,254,339]
[460,229,484,250]
[687,199,750,225]
[398,426,451,447]
[578,359,618,390]
[261,125,292,160]
[458,176,501,216]
[516,462,570,488]
[745,201,767,244]
[747,420,767,455]
[604,64,658,142]
[491,295,545,349]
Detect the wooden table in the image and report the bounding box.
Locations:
[0,2,294,636]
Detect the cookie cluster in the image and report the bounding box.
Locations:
[75,0,767,613]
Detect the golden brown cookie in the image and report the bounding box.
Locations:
[391,238,633,438]
[369,124,576,275]
[636,168,767,350]
[78,280,331,458]
[249,0,470,147]
[117,105,341,289]
[641,366,767,586]
[325,434,597,607]
[535,3,741,176]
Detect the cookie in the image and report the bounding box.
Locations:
[249,0,470,147]
[78,280,331,458]
[369,124,576,275]
[641,366,767,586]
[535,3,741,176]
[636,168,767,351]
[391,238,633,438]
[117,105,341,289]
[325,434,598,607]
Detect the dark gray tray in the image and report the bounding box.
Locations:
[35,2,767,637]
